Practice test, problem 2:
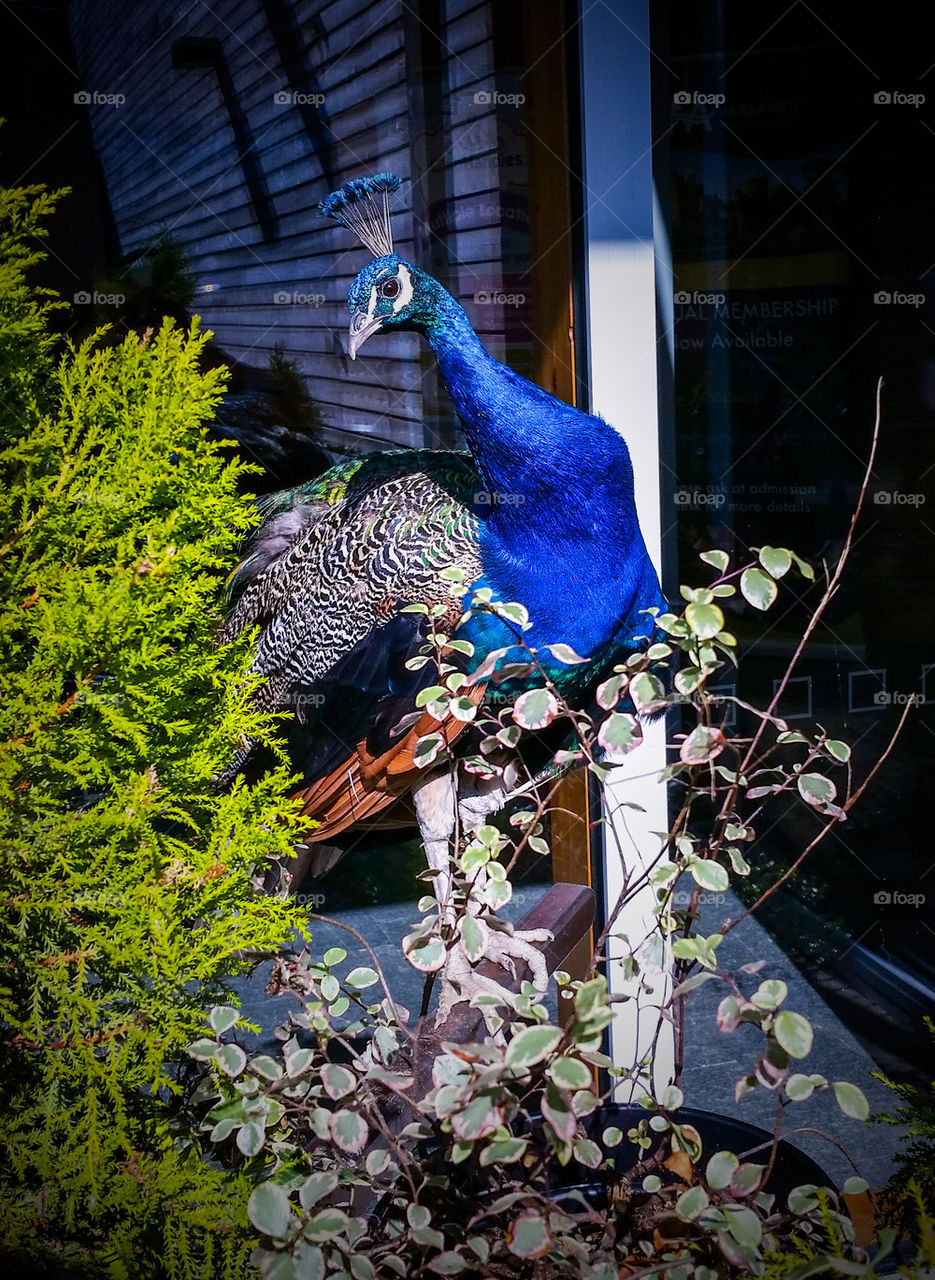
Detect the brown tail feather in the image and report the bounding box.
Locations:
[291,683,487,843]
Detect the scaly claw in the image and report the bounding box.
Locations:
[435,924,553,1023]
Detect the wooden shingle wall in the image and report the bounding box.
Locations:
[67,0,528,455]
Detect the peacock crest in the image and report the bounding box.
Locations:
[318,172,402,257]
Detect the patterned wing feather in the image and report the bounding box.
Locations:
[222,450,483,839]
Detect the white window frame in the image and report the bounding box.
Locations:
[580,0,675,1100]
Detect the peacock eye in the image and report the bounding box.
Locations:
[380,277,401,299]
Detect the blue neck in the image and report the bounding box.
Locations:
[426,303,628,516]
[423,294,663,657]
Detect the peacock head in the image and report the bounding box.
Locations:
[344,255,444,359]
[318,173,452,359]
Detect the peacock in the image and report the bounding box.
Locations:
[221,173,665,1013]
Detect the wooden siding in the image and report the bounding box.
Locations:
[66,0,528,454]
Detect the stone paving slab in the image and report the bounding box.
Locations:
[680,889,905,1190]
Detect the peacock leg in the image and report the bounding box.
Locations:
[411,771,553,1019]
[435,856,551,1021]
[411,771,458,924]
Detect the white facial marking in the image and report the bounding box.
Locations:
[366,284,378,319]
[392,262,414,314]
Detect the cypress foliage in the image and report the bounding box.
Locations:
[0,183,308,1275]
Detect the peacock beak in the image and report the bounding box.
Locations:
[347,309,383,360]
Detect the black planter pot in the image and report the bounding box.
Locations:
[554,1103,833,1207]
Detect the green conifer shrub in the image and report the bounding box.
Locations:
[0,182,309,1276]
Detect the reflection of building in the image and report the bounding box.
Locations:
[66,0,546,454]
[654,2,935,1086]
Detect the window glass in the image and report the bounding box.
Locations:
[652,2,934,1080]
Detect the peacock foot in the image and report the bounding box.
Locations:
[434,919,552,1024]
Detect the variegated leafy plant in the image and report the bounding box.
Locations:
[188,388,928,1278]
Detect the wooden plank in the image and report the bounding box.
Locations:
[443,3,494,56]
[410,882,596,1097]
[106,81,410,230]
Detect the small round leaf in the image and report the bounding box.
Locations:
[506,1213,551,1260]
[547,1056,592,1091]
[758,546,792,578]
[209,1006,239,1034]
[214,1043,246,1077]
[247,1182,292,1238]
[740,567,778,611]
[505,1024,563,1068]
[774,1010,813,1059]
[706,1150,739,1190]
[329,1108,369,1152]
[833,1081,870,1121]
[685,601,725,639]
